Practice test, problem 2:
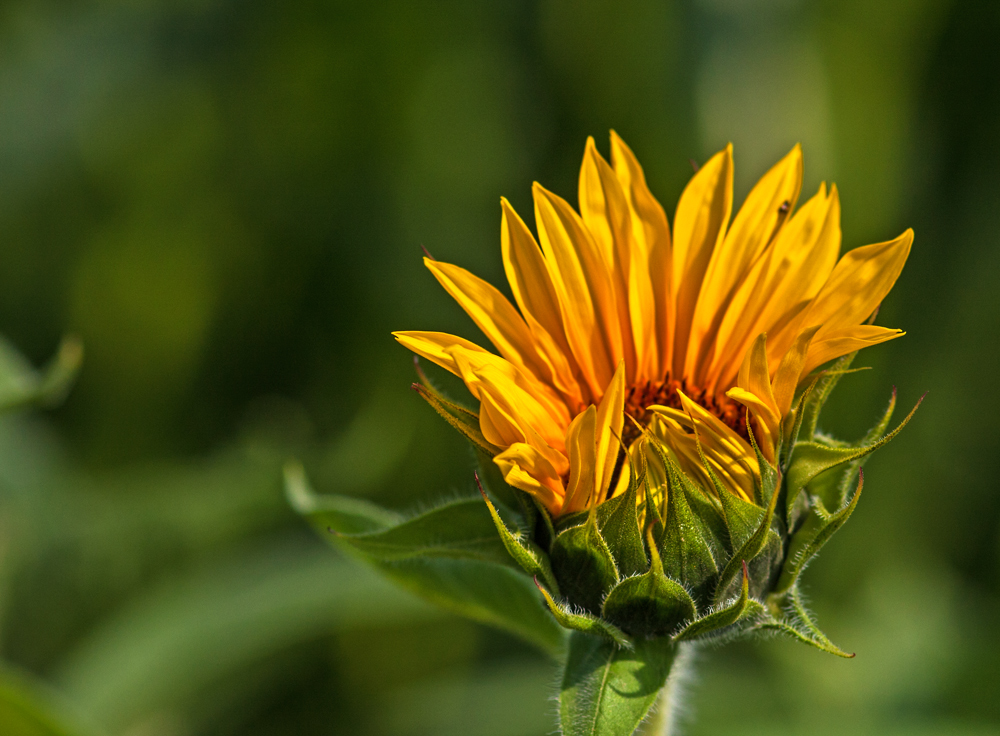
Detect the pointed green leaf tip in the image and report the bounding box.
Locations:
[759,584,855,658]
[559,631,677,736]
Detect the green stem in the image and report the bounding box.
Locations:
[635,644,694,736]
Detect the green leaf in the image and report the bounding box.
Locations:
[336,497,515,565]
[478,474,560,595]
[551,512,620,614]
[0,669,96,736]
[383,556,566,655]
[288,464,565,654]
[535,582,631,647]
[0,335,82,413]
[594,470,648,579]
[559,632,677,736]
[288,463,514,566]
[774,470,864,595]
[602,536,696,638]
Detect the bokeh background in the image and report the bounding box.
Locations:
[0,0,997,734]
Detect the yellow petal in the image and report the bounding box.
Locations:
[450,346,570,447]
[610,130,668,383]
[671,145,733,377]
[726,333,780,459]
[494,442,566,514]
[561,405,597,514]
[578,137,639,380]
[685,145,803,384]
[706,183,839,391]
[394,331,571,450]
[772,325,821,418]
[735,334,778,424]
[477,383,570,478]
[801,228,913,340]
[758,184,841,366]
[534,182,622,398]
[802,325,905,376]
[393,330,492,380]
[650,405,757,503]
[594,361,626,504]
[423,258,558,388]
[501,198,586,408]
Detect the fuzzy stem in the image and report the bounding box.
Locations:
[636,644,695,736]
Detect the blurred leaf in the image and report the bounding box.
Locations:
[55,542,437,734]
[377,659,556,736]
[0,336,82,413]
[0,668,97,736]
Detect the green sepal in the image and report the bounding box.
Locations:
[550,510,620,614]
[601,533,697,637]
[559,631,676,736]
[800,352,857,440]
[536,581,632,648]
[658,452,721,606]
[286,463,565,655]
[716,483,766,553]
[746,414,780,507]
[593,462,648,578]
[774,469,864,595]
[477,473,561,595]
[411,362,502,456]
[692,425,766,552]
[714,475,780,604]
[760,584,854,658]
[785,391,922,516]
[675,563,762,642]
[805,388,895,511]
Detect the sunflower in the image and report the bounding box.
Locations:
[394,133,911,518]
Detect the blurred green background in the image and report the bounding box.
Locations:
[0,0,996,734]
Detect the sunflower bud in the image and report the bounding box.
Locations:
[294,134,919,736]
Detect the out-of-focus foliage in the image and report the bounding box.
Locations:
[0,0,996,734]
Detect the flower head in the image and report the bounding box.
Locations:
[395,133,911,519]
